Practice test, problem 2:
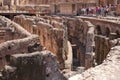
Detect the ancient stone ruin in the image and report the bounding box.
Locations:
[0,14,119,80]
[0,16,66,80]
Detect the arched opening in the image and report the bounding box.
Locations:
[106,27,110,37]
[96,25,102,35]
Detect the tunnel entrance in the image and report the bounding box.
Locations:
[72,45,80,67]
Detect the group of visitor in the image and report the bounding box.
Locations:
[78,5,113,17]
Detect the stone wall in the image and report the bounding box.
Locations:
[2,0,97,6]
[0,16,40,70]
[3,0,40,6]
[0,0,97,14]
[85,21,95,69]
[95,35,111,65]
[66,18,96,69]
[38,16,119,70]
[13,15,70,70]
[0,35,40,69]
[14,15,98,69]
[68,16,120,80]
[79,16,120,65]
[0,16,67,80]
[40,16,96,69]
[50,0,97,15]
[5,51,66,80]
[66,18,90,67]
[69,44,120,80]
[0,16,31,44]
[59,3,74,15]
[0,15,120,80]
[46,16,120,72]
[79,17,120,37]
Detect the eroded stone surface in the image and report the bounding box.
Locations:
[14,15,69,70]
[69,46,120,80]
[2,51,66,80]
[0,16,41,70]
[0,14,120,80]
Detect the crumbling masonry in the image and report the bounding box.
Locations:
[0,15,120,80]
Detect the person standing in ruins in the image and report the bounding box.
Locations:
[86,8,89,15]
[96,6,99,16]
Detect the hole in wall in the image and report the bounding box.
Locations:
[46,74,50,77]
[8,46,11,50]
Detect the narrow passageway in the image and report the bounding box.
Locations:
[69,36,86,70]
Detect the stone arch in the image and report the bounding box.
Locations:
[96,25,102,35]
[105,27,110,37]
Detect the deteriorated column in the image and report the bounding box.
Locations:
[85,21,95,69]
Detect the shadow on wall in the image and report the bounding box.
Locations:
[105,27,110,37]
[96,25,102,35]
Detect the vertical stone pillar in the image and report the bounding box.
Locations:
[95,35,111,65]
[85,21,95,69]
